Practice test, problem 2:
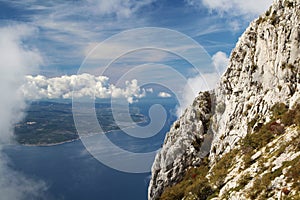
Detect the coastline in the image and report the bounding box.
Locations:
[22,138,80,147]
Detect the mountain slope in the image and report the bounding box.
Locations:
[149,0,300,199]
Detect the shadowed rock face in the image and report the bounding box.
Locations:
[149,0,300,199]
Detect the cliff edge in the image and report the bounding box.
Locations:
[149,0,300,199]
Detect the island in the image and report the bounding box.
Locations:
[14,101,147,146]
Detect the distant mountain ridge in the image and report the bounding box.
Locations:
[149,0,300,199]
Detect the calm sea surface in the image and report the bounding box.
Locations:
[4,99,177,200]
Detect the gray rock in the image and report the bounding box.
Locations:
[149,0,300,199]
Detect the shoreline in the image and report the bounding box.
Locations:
[22,138,80,147]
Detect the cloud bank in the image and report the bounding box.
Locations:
[0,25,47,199]
[21,74,146,103]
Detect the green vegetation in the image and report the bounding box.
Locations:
[271,103,288,118]
[247,169,280,199]
[160,103,300,199]
[15,101,78,145]
[15,101,146,145]
[285,155,300,191]
[242,103,300,165]
[160,149,239,200]
[243,120,282,153]
[235,173,252,191]
[270,103,300,127]
[210,149,238,188]
[243,103,300,199]
[160,158,214,200]
[246,155,300,199]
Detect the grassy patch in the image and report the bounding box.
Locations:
[242,103,300,164]
[243,104,300,199]
[247,155,300,199]
[160,158,214,200]
[284,155,300,191]
[161,149,240,200]
[210,149,239,188]
[160,104,300,199]
[234,173,252,191]
[272,103,300,127]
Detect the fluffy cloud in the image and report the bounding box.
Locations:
[0,25,46,199]
[21,74,146,103]
[158,92,172,98]
[186,0,273,17]
[177,72,220,116]
[176,51,229,116]
[212,51,229,76]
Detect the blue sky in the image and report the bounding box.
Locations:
[0,0,273,76]
[0,0,274,108]
[0,1,277,197]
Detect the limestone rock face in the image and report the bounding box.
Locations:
[149,92,213,199]
[211,0,300,162]
[149,0,300,199]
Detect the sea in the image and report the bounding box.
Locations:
[4,98,177,200]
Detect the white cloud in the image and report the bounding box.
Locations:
[212,51,229,76]
[146,88,154,93]
[83,37,199,64]
[229,20,242,33]
[5,0,156,68]
[0,24,43,142]
[87,0,156,18]
[11,0,156,19]
[0,154,47,200]
[176,51,228,116]
[21,74,146,103]
[0,24,46,199]
[177,72,220,116]
[158,92,172,98]
[186,0,273,17]
[185,0,273,32]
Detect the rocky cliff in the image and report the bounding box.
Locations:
[149,0,300,199]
